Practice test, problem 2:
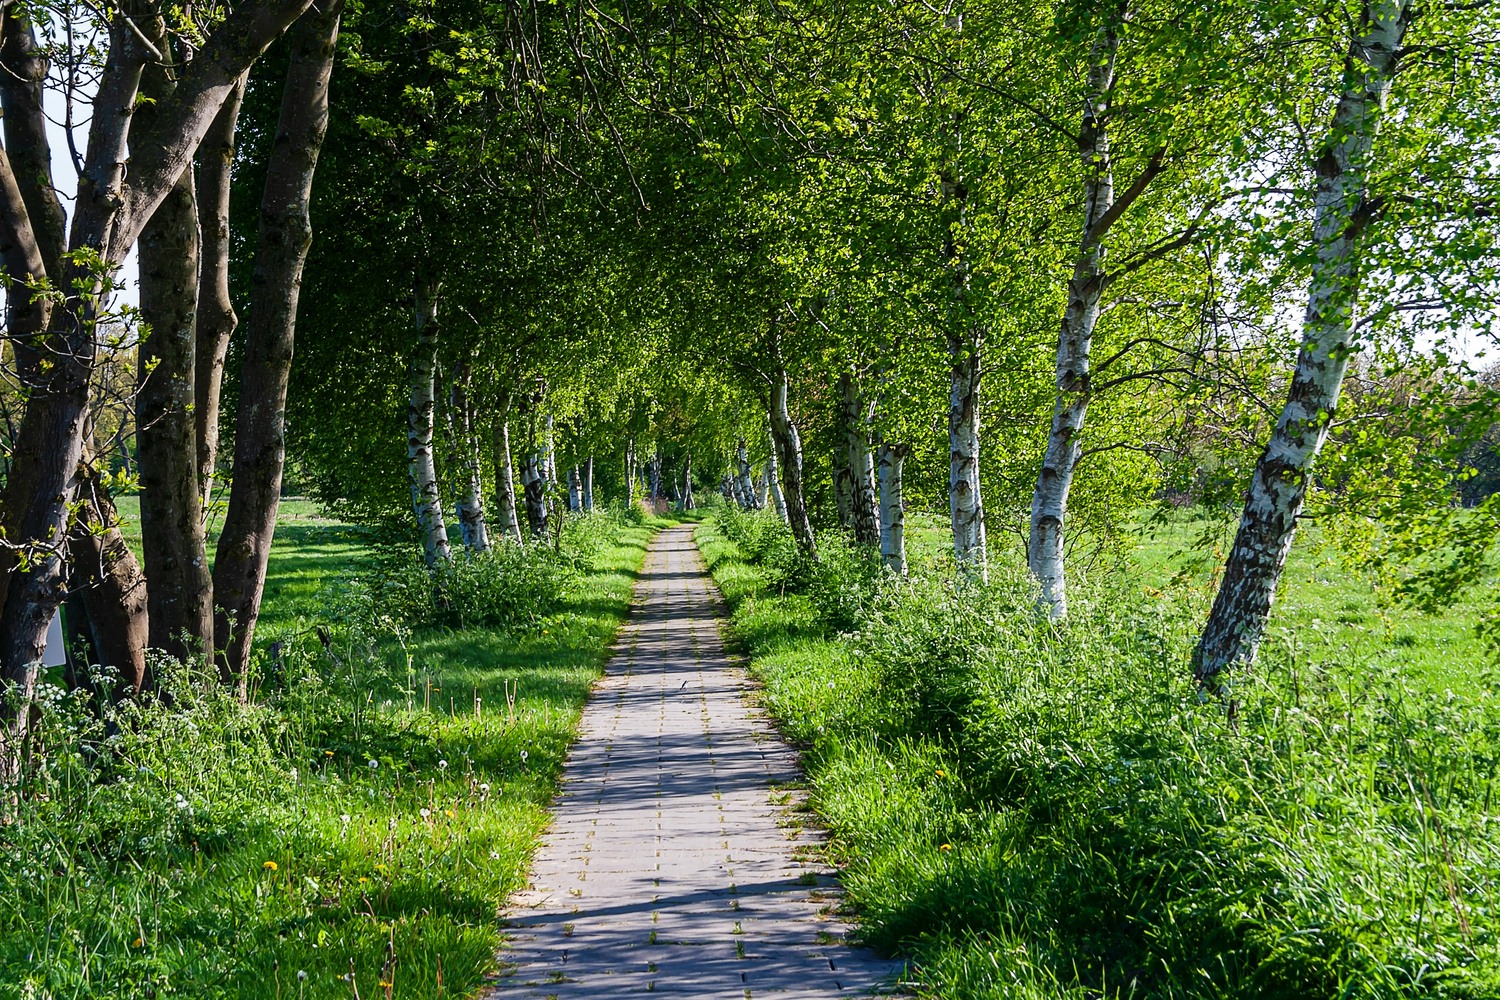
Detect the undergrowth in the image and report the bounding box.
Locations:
[0,505,664,999]
[698,505,1500,1000]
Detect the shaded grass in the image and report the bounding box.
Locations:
[1,505,669,999]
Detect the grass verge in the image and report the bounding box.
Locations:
[696,507,1500,1000]
[1,506,666,999]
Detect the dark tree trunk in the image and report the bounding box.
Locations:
[136,35,213,661]
[213,1,342,691]
[68,457,149,693]
[195,75,247,507]
[0,0,317,756]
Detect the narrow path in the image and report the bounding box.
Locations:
[490,524,903,998]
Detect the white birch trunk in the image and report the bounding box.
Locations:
[542,414,557,485]
[841,374,879,546]
[680,453,695,510]
[948,324,987,581]
[769,371,816,555]
[451,362,489,553]
[582,456,594,512]
[1195,0,1411,685]
[568,464,583,513]
[520,451,548,539]
[877,439,909,576]
[492,407,522,544]
[624,438,636,509]
[765,424,788,523]
[735,438,760,510]
[1029,25,1118,619]
[407,283,451,568]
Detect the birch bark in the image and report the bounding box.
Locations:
[450,362,489,552]
[841,374,879,546]
[735,438,759,510]
[405,280,452,568]
[491,403,523,544]
[568,465,583,513]
[769,370,816,556]
[1194,0,1412,686]
[582,456,595,512]
[680,453,695,510]
[877,439,909,576]
[765,424,787,522]
[1028,24,1119,619]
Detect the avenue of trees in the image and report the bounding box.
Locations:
[0,0,1497,760]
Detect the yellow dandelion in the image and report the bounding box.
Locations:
[445,809,454,818]
[263,861,279,871]
[934,769,946,778]
[379,982,393,989]
[133,937,144,948]
[358,877,369,883]
[939,844,952,852]
[325,750,335,757]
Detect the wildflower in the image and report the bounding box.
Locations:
[380,983,393,989]
[263,861,279,871]
[325,751,335,757]
[489,850,501,860]
[938,844,952,852]
[444,809,454,818]
[479,782,491,794]
[133,937,144,948]
[297,970,308,981]
[340,814,351,825]
[367,759,379,770]
[934,769,945,778]
[419,808,431,819]
[437,759,448,771]
[520,750,529,763]
[175,795,190,811]
[358,877,369,884]
[288,767,299,782]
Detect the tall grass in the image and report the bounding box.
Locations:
[698,507,1500,1000]
[0,505,664,999]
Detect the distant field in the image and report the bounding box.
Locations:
[893,507,1489,695]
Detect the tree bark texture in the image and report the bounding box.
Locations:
[948,324,987,581]
[568,465,583,513]
[1,0,317,741]
[735,438,759,510]
[68,456,149,693]
[137,159,213,660]
[765,424,788,522]
[680,453,695,510]
[490,392,522,544]
[450,362,489,552]
[404,280,452,569]
[1029,24,1119,620]
[520,453,548,539]
[769,372,816,556]
[194,75,247,508]
[212,0,342,689]
[1194,0,1411,686]
[582,456,595,512]
[877,439,909,576]
[135,32,213,661]
[841,374,879,546]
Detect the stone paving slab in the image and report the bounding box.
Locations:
[487,524,904,999]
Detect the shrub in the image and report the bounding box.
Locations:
[348,541,572,633]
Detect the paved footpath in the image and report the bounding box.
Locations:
[488,524,904,998]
